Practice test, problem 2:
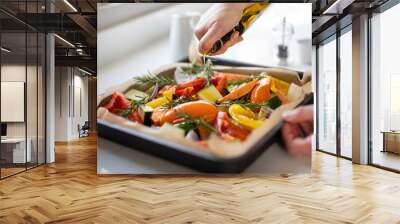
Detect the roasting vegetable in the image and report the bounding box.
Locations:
[174,121,198,134]
[125,89,148,101]
[163,89,174,101]
[104,92,131,113]
[149,82,159,100]
[251,77,271,103]
[228,104,264,130]
[185,130,199,141]
[173,113,216,136]
[219,95,282,110]
[270,77,290,95]
[211,73,227,93]
[128,110,143,124]
[138,105,154,126]
[161,101,218,125]
[151,107,167,126]
[159,123,185,138]
[258,106,272,120]
[218,79,258,102]
[214,72,248,82]
[102,61,299,150]
[197,85,223,103]
[146,96,170,109]
[175,78,206,97]
[216,111,249,141]
[266,95,282,109]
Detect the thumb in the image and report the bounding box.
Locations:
[282,105,314,123]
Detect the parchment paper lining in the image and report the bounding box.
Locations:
[98,63,311,159]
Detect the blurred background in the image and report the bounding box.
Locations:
[97,3,311,94]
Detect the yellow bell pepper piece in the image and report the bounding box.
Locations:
[270,77,290,95]
[146,96,170,109]
[163,90,174,101]
[197,85,223,103]
[228,104,264,130]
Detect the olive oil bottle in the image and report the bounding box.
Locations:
[208,3,269,54]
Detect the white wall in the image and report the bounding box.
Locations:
[54,67,89,141]
[1,63,46,164]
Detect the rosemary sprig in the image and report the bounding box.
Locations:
[183,64,204,75]
[176,113,216,132]
[161,96,192,109]
[116,108,132,117]
[219,96,282,110]
[226,75,260,86]
[116,95,148,117]
[129,95,148,110]
[195,59,214,86]
[134,72,176,87]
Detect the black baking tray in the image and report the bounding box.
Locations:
[98,59,313,173]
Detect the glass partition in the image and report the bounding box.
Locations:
[0,2,46,179]
[38,32,45,165]
[370,3,400,171]
[317,36,337,154]
[1,31,28,177]
[339,28,352,158]
[27,30,38,169]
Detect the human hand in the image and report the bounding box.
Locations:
[281,105,314,156]
[194,3,251,55]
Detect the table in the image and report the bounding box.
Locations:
[1,138,31,164]
[381,131,400,154]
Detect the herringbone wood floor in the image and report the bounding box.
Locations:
[0,135,399,224]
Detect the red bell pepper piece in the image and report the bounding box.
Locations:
[175,78,206,96]
[215,111,249,141]
[104,92,131,112]
[212,74,227,93]
[128,110,143,124]
[176,78,206,89]
[175,87,195,96]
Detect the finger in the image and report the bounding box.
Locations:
[198,23,234,54]
[209,31,241,55]
[300,122,313,136]
[281,122,302,146]
[194,24,207,41]
[282,105,314,123]
[286,135,312,156]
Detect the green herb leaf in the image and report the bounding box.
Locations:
[226,76,259,86]
[175,113,216,132]
[183,64,204,75]
[134,72,176,87]
[161,96,192,110]
[116,108,133,117]
[219,95,282,110]
[128,95,148,110]
[194,59,214,86]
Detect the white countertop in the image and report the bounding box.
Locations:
[98,138,310,174]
